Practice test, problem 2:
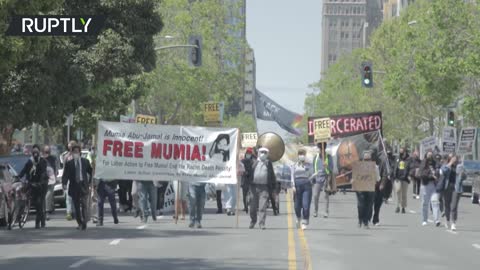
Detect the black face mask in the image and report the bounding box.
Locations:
[33,152,39,161]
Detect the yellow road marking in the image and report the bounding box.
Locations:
[298,224,313,270]
[286,190,297,270]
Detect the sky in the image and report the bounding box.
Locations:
[246,0,323,136]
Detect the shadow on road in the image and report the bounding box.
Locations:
[0,256,286,270]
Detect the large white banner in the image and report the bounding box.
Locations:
[95,121,239,184]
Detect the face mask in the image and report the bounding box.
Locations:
[245,154,252,159]
[73,153,80,160]
[259,153,267,161]
[298,155,306,162]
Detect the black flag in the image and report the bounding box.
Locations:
[255,89,303,135]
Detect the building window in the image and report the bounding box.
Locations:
[345,33,349,39]
[341,32,345,39]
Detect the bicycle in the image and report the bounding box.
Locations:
[7,181,31,230]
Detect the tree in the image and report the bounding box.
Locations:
[137,0,246,126]
[0,0,163,153]
[223,112,256,133]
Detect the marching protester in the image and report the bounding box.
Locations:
[43,145,58,220]
[173,180,188,220]
[97,179,119,226]
[138,181,158,223]
[409,150,422,200]
[19,144,48,229]
[449,157,467,231]
[291,149,316,230]
[62,145,93,230]
[188,182,206,229]
[355,151,380,229]
[60,140,77,221]
[215,183,223,214]
[373,149,392,226]
[241,147,255,213]
[431,155,457,227]
[249,147,277,230]
[118,180,133,213]
[132,181,142,219]
[312,142,333,218]
[419,150,438,226]
[394,147,410,214]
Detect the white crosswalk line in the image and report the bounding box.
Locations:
[137,225,147,230]
[472,244,480,250]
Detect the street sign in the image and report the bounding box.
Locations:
[203,102,224,124]
[136,114,157,124]
[241,132,258,148]
[313,118,331,142]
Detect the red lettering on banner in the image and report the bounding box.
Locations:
[186,145,191,161]
[344,119,350,133]
[350,118,356,132]
[151,143,162,159]
[113,141,123,157]
[163,144,173,160]
[202,145,206,161]
[124,141,133,157]
[356,118,364,131]
[103,140,113,156]
[174,144,185,160]
[134,142,143,158]
[191,145,201,161]
[375,116,381,130]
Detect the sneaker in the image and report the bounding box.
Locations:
[249,223,255,229]
[358,223,362,228]
[422,222,428,226]
[196,222,202,229]
[451,223,456,231]
[114,218,119,224]
[302,219,309,226]
[374,222,380,226]
[313,212,318,218]
[66,213,73,221]
[395,207,400,213]
[323,213,329,218]
[401,208,406,214]
[435,221,441,227]
[416,195,420,199]
[445,221,450,229]
[259,224,266,230]
[188,222,194,228]
[364,224,370,229]
[301,224,307,230]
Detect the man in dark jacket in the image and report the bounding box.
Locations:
[241,147,255,213]
[19,144,48,229]
[408,150,422,200]
[249,147,277,230]
[394,148,410,214]
[62,145,93,230]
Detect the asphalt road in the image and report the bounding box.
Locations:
[1,188,479,270]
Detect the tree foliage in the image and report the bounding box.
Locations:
[0,0,163,152]
[137,0,246,126]
[306,0,480,145]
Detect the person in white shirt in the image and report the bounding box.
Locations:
[291,149,317,230]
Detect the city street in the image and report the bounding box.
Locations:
[1,189,479,270]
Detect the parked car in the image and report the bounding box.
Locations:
[460,160,480,204]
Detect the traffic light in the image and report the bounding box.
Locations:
[361,61,373,88]
[447,111,455,126]
[189,35,202,67]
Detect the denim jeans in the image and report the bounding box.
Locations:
[224,184,237,210]
[313,181,329,215]
[294,179,313,221]
[97,182,118,221]
[188,184,206,223]
[421,182,436,222]
[138,181,157,219]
